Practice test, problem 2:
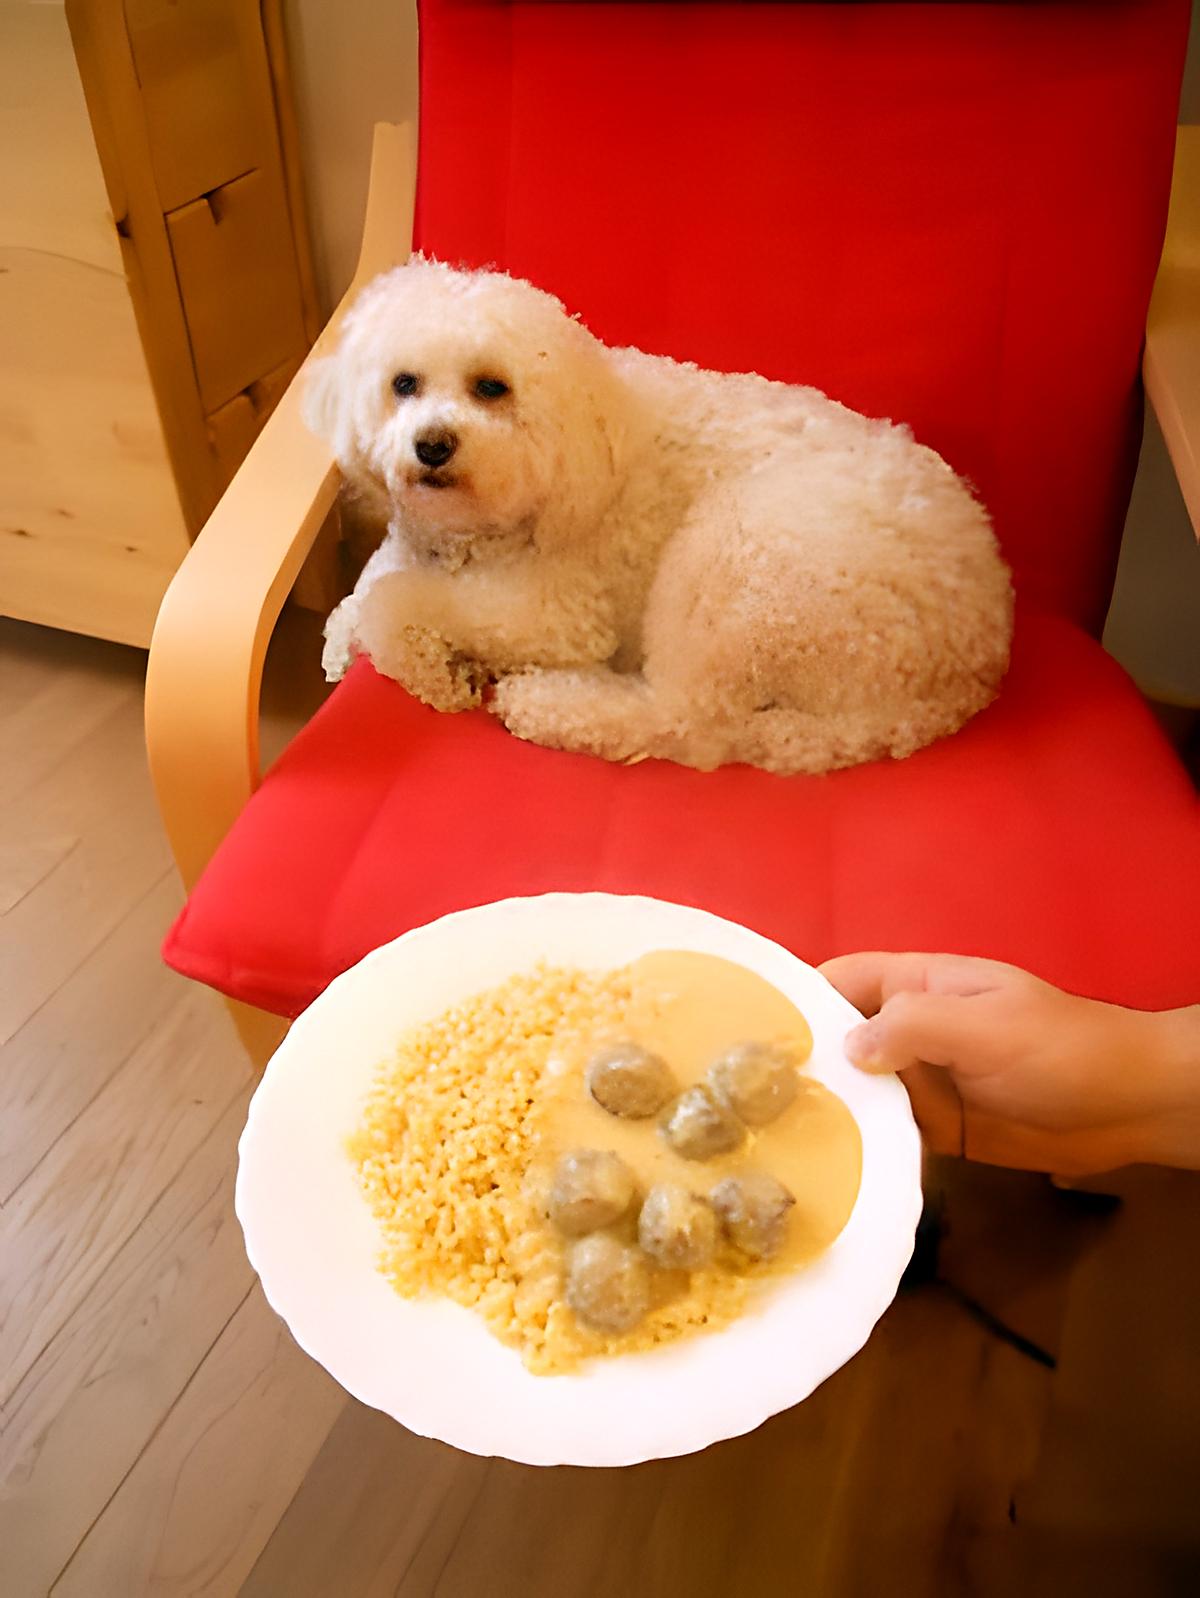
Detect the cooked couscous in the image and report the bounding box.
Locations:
[347,953,861,1374]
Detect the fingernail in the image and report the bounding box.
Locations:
[845,1022,882,1068]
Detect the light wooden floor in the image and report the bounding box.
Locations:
[2,615,1198,1598]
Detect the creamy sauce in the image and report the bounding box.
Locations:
[530,951,862,1283]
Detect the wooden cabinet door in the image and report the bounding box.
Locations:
[0,0,190,648]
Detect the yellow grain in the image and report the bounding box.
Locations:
[348,964,750,1374]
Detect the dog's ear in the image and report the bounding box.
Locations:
[301,353,342,444]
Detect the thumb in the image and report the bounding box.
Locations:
[844,989,987,1077]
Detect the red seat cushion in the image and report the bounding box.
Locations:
[165,613,1200,1017]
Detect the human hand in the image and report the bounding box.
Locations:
[818,953,1200,1176]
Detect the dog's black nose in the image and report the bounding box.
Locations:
[414,430,458,468]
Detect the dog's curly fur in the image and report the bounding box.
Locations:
[304,259,1013,774]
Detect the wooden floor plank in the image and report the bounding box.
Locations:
[237,1406,489,1598]
[0,1091,255,1598]
[50,1286,345,1598]
[0,613,333,1598]
[0,693,171,1046]
[0,642,145,811]
[0,987,249,1405]
[0,618,71,707]
[929,1156,1118,1361]
[0,870,183,1201]
[0,616,141,699]
[1010,1168,1200,1596]
[240,1289,1051,1598]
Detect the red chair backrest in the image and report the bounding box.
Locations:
[413,1,1188,631]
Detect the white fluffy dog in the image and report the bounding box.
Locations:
[304,259,1012,774]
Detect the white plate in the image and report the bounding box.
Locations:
[236,893,922,1467]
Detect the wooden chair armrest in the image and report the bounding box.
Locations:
[145,122,415,890]
[1144,126,1200,538]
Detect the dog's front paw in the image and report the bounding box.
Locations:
[491,667,665,764]
[491,669,598,749]
[322,600,359,682]
[353,577,485,710]
[393,625,486,712]
[489,671,549,741]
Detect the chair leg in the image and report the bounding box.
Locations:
[226,997,289,1070]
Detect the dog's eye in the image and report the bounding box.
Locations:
[391,372,419,398]
[474,377,510,400]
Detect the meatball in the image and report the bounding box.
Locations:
[587,1041,677,1118]
[660,1085,745,1161]
[565,1234,651,1334]
[637,1183,717,1270]
[708,1041,799,1127]
[546,1149,636,1236]
[710,1171,796,1260]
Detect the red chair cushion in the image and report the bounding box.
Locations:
[415,0,1188,631]
[165,613,1200,1018]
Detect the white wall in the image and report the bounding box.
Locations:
[281,0,418,312]
[1104,415,1200,708]
[1103,0,1200,707]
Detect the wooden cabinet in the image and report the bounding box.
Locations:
[0,0,319,648]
